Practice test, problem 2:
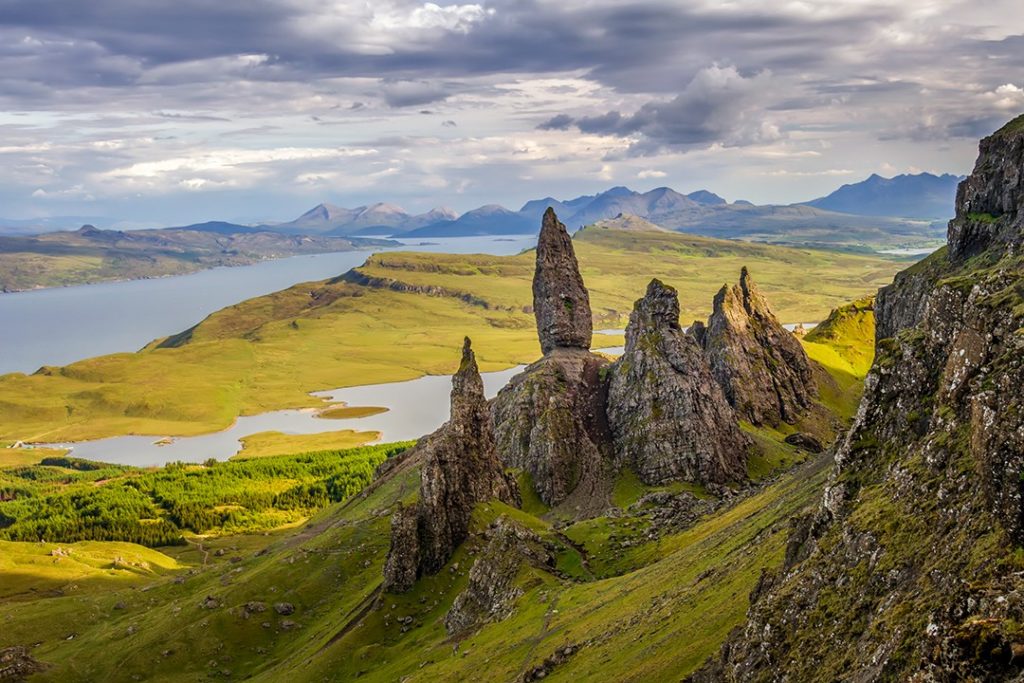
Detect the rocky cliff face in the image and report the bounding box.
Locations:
[691,116,1024,680]
[699,267,815,426]
[948,114,1024,262]
[533,207,593,354]
[491,348,611,512]
[607,279,750,485]
[383,338,520,593]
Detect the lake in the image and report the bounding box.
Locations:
[36,323,816,467]
[0,235,537,375]
[41,366,527,466]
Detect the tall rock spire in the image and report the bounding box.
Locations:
[699,267,814,426]
[533,207,592,354]
[383,337,520,593]
[607,279,750,485]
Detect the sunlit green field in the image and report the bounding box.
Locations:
[0,226,907,444]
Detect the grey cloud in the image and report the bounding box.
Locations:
[379,80,454,108]
[537,114,574,131]
[545,66,779,154]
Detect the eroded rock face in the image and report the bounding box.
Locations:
[444,517,553,637]
[607,279,749,485]
[948,115,1024,261]
[491,348,611,512]
[699,267,814,426]
[383,338,520,593]
[533,207,592,354]
[382,504,419,593]
[689,115,1024,682]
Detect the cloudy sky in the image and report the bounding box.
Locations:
[2,0,1022,226]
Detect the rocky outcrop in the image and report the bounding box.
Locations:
[444,517,554,637]
[690,115,1024,681]
[0,647,46,681]
[491,348,611,512]
[698,267,815,426]
[948,114,1024,261]
[533,207,592,354]
[607,279,749,485]
[492,208,612,513]
[383,338,520,593]
[382,504,419,593]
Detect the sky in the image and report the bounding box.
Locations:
[1,0,1022,227]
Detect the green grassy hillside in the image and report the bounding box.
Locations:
[0,227,903,444]
[0,446,831,682]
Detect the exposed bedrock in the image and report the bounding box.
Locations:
[607,278,750,485]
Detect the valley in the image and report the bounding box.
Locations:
[3,1,1022,679]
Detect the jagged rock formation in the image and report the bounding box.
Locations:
[533,207,592,354]
[698,267,815,426]
[607,279,750,485]
[444,517,554,637]
[690,115,1024,680]
[383,338,520,593]
[492,208,612,512]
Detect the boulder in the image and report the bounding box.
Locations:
[784,432,824,453]
[444,517,553,637]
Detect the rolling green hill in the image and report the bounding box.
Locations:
[0,435,832,683]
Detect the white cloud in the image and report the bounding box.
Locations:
[638,169,666,178]
[105,147,377,182]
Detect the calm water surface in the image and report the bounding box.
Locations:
[0,235,536,375]
[42,366,525,466]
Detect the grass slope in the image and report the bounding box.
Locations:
[0,443,412,546]
[0,228,902,444]
[0,446,830,682]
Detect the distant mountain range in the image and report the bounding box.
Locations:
[270,203,459,236]
[801,172,962,219]
[0,173,961,249]
[258,174,953,244]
